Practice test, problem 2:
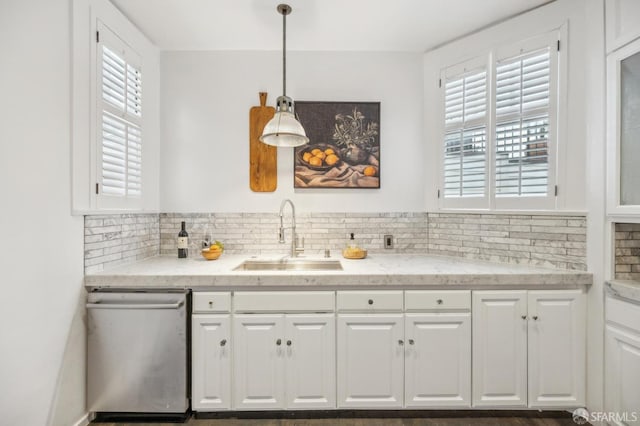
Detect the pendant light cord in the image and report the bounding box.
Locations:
[282,9,287,97]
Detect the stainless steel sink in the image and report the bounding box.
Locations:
[233,259,343,271]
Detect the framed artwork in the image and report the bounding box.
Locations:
[294,101,380,188]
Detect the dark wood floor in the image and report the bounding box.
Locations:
[96,417,582,426]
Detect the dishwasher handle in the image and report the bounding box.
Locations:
[86,300,185,310]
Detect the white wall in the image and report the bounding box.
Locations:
[0,1,86,425]
[423,0,588,212]
[160,50,424,213]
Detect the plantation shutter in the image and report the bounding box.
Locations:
[442,61,488,200]
[494,47,553,197]
[97,22,142,199]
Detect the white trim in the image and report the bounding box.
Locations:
[71,412,91,426]
[606,37,640,217]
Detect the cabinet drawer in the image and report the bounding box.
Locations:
[233,291,334,313]
[193,292,231,313]
[405,290,470,311]
[607,294,640,332]
[337,291,403,312]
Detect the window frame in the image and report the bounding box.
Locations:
[438,29,565,211]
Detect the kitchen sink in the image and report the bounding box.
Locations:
[233,259,343,271]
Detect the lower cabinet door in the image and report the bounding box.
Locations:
[472,291,528,407]
[233,314,285,410]
[528,290,585,408]
[404,313,471,408]
[605,323,640,426]
[337,314,404,408]
[192,314,231,410]
[285,314,336,409]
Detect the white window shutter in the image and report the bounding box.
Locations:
[96,22,143,206]
[442,64,488,201]
[495,47,553,198]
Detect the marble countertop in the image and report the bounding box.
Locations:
[606,279,640,303]
[84,254,592,290]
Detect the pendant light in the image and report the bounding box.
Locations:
[259,4,309,147]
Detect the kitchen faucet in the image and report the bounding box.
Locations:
[278,199,304,257]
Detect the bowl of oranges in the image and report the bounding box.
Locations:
[297,144,342,171]
[201,241,224,260]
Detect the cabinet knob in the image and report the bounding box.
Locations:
[521,315,527,320]
[276,339,282,346]
[408,339,415,345]
[532,316,539,321]
[286,340,292,346]
[437,299,443,305]
[220,339,227,346]
[368,299,374,305]
[208,301,213,307]
[398,339,404,346]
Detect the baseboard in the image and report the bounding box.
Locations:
[194,409,574,420]
[72,413,90,426]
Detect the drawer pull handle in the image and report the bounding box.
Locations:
[398,339,404,346]
[437,299,443,305]
[220,339,227,346]
[408,339,415,345]
[276,339,282,346]
[532,316,539,321]
[521,315,527,320]
[368,299,374,305]
[286,340,292,346]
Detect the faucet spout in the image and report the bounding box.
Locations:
[278,199,303,257]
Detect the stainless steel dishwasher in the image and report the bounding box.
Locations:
[87,290,189,421]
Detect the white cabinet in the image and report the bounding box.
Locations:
[232,291,336,411]
[191,292,232,411]
[606,0,640,53]
[605,295,640,425]
[527,291,586,408]
[285,314,335,409]
[404,313,471,407]
[233,314,285,410]
[233,314,336,410]
[472,291,528,407]
[472,290,585,408]
[337,313,404,408]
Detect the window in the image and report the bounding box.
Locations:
[96,21,143,208]
[440,31,560,210]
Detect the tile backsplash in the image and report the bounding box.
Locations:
[84,211,587,272]
[159,212,428,256]
[428,213,587,271]
[615,223,640,280]
[84,214,159,273]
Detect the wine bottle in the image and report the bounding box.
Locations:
[178,221,189,258]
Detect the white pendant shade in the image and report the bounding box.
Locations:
[260,111,309,147]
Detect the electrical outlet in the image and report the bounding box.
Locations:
[384,235,393,249]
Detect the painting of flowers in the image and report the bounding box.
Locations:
[294,102,380,188]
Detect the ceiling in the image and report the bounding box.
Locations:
[111,0,553,52]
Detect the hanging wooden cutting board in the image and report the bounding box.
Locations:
[249,92,277,192]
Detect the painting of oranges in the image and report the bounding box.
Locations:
[297,144,342,170]
[293,101,380,189]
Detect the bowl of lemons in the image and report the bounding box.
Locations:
[297,144,341,171]
[201,240,224,260]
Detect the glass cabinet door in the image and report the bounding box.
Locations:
[607,37,640,215]
[620,50,640,206]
